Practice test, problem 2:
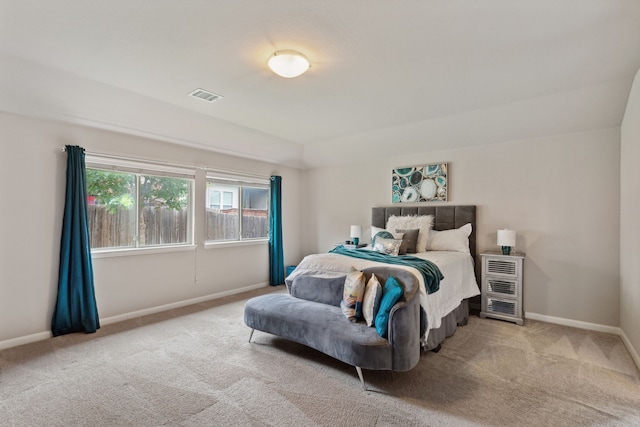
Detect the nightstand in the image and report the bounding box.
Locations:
[479,251,525,325]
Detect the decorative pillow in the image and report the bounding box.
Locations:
[370,226,385,241]
[426,223,472,254]
[362,273,383,327]
[375,275,404,338]
[395,228,419,254]
[371,229,403,246]
[371,230,394,247]
[340,267,366,321]
[372,237,402,256]
[386,215,434,253]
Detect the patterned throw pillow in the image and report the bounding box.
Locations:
[375,275,404,338]
[372,237,402,256]
[340,267,366,322]
[362,273,383,327]
[371,230,394,247]
[370,226,385,241]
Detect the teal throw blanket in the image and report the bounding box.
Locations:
[329,246,443,294]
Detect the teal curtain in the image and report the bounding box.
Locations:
[51,145,100,336]
[269,175,284,285]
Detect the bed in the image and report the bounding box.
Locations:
[285,205,480,351]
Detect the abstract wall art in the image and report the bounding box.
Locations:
[392,163,447,203]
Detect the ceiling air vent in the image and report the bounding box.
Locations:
[188,88,223,102]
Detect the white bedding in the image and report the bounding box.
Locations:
[286,250,480,340]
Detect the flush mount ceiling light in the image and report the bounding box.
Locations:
[267,50,310,78]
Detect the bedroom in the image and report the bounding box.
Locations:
[1,1,640,423]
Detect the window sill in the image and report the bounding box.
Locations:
[91,244,197,259]
[204,239,268,250]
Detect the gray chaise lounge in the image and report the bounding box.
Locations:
[244,266,421,389]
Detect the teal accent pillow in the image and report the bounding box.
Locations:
[372,230,394,247]
[375,275,404,338]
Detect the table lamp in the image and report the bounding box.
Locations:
[350,225,362,246]
[497,229,516,255]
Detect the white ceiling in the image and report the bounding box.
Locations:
[1,1,640,168]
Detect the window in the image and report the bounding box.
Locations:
[205,174,269,243]
[209,190,234,209]
[86,156,194,250]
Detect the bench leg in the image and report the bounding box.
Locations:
[355,366,366,391]
[248,328,255,343]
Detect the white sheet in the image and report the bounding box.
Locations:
[286,250,480,340]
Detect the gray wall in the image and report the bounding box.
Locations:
[620,68,640,358]
[302,128,621,327]
[0,112,302,345]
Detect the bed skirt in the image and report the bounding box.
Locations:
[423,299,469,351]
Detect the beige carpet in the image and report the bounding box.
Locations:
[1,286,639,427]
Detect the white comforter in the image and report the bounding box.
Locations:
[286,251,480,338]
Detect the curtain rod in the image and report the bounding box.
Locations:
[59,146,270,180]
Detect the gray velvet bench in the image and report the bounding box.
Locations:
[244,266,422,389]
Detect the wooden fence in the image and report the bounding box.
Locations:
[88,205,267,248]
[88,205,137,248]
[205,208,268,241]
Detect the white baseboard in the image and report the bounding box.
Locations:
[525,312,621,334]
[619,329,640,372]
[0,282,269,351]
[0,331,52,351]
[526,312,640,371]
[100,282,269,326]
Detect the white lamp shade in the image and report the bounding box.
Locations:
[267,50,310,78]
[350,225,362,238]
[497,229,516,247]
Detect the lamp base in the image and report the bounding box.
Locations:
[501,246,511,255]
[352,237,359,245]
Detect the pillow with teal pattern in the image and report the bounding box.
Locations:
[370,226,385,241]
[371,230,394,247]
[340,267,366,322]
[375,275,404,338]
[362,273,383,327]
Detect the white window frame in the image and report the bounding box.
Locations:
[86,155,196,257]
[205,172,270,248]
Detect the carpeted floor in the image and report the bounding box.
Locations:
[1,286,639,427]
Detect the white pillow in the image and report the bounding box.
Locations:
[426,223,472,253]
[386,215,434,253]
[362,273,383,327]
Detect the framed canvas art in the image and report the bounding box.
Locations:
[392,163,447,203]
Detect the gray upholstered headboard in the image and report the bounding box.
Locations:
[372,205,478,282]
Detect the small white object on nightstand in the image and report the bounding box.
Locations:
[479,251,525,325]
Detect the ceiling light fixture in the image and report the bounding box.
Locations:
[267,50,310,78]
